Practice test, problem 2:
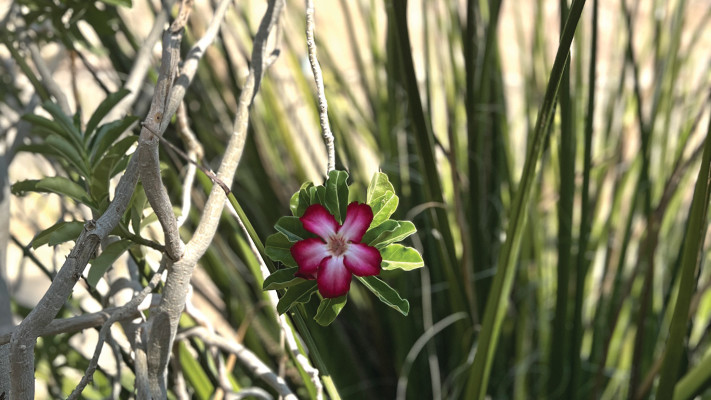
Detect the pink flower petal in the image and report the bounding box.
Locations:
[291,238,329,278]
[317,256,352,298]
[338,202,374,242]
[343,243,382,276]
[300,204,339,240]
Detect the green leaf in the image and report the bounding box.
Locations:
[380,244,424,270]
[314,296,347,326]
[85,89,131,139]
[14,143,63,158]
[367,172,395,204]
[324,170,349,223]
[274,216,311,242]
[42,101,83,148]
[12,177,92,205]
[309,185,325,206]
[290,182,314,216]
[357,276,409,315]
[30,220,84,249]
[363,220,399,245]
[263,267,303,290]
[45,134,90,177]
[90,116,138,163]
[364,220,417,249]
[276,281,318,314]
[370,191,399,228]
[89,136,137,201]
[21,113,65,139]
[265,233,298,267]
[87,239,134,287]
[98,0,133,7]
[129,182,148,234]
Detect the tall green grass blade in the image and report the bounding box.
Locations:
[656,112,711,399]
[464,1,586,398]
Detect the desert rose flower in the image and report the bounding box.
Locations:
[290,202,382,298]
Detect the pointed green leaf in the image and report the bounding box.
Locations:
[87,239,134,288]
[276,281,318,314]
[30,220,84,249]
[42,101,83,148]
[99,0,133,7]
[263,267,303,290]
[380,244,424,271]
[325,170,349,223]
[367,172,395,204]
[21,114,65,139]
[45,134,89,177]
[357,276,409,315]
[90,136,137,201]
[274,216,311,242]
[370,191,399,228]
[314,296,347,326]
[12,177,92,205]
[85,89,131,139]
[364,220,417,249]
[129,182,148,234]
[14,143,63,158]
[265,233,298,267]
[90,116,138,163]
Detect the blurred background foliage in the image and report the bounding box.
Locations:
[2,0,711,398]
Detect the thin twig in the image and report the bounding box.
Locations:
[28,43,71,114]
[305,0,335,173]
[175,101,202,227]
[67,262,166,399]
[176,327,297,400]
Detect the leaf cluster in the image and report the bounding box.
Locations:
[264,170,423,325]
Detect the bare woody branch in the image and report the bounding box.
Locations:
[145,0,286,395]
[305,0,335,173]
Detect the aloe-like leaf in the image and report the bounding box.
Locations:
[90,116,138,163]
[276,281,318,314]
[30,220,84,249]
[370,191,399,228]
[324,170,349,223]
[87,239,134,288]
[263,267,303,290]
[367,221,417,249]
[12,177,92,206]
[357,276,409,315]
[85,88,131,139]
[274,216,311,242]
[380,244,424,271]
[367,172,395,204]
[265,233,298,267]
[314,296,348,326]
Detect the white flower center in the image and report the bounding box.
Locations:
[327,234,349,256]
